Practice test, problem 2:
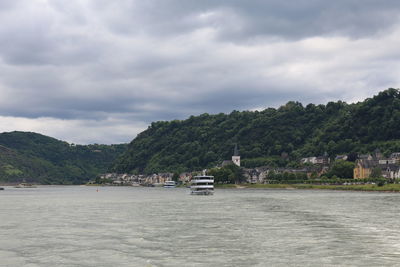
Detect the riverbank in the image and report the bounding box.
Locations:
[215,183,400,192]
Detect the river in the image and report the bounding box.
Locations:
[1,186,400,266]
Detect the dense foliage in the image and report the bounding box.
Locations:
[0,132,127,184]
[113,88,400,174]
[325,160,355,179]
[208,164,245,184]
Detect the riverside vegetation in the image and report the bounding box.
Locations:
[216,183,400,192]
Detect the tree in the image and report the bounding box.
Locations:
[208,164,244,184]
[172,173,180,182]
[370,167,382,178]
[326,160,355,179]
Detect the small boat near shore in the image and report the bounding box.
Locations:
[14,183,37,188]
[190,175,214,195]
[0,187,4,190]
[163,181,177,188]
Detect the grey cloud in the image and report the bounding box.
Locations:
[0,0,399,144]
[0,0,20,11]
[91,0,400,41]
[0,2,101,66]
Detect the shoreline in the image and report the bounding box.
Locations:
[2,183,400,193]
[215,183,400,192]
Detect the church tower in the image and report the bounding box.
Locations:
[232,144,240,167]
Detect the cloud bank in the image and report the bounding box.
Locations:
[0,0,400,143]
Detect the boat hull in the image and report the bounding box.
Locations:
[190,190,214,195]
[163,181,177,188]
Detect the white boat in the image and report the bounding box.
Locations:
[190,175,214,195]
[163,181,177,188]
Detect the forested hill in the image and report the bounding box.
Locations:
[0,131,127,184]
[112,88,400,174]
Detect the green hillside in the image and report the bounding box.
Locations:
[112,88,400,174]
[0,132,127,184]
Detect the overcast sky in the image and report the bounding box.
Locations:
[0,0,400,144]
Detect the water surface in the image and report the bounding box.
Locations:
[1,186,400,266]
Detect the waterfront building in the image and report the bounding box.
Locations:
[353,160,374,179]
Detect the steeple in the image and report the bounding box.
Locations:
[374,148,383,160]
[234,143,239,156]
[232,143,240,167]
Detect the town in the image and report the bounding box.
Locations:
[93,148,400,186]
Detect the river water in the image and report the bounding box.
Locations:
[1,186,400,267]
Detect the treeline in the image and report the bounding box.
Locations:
[113,88,400,174]
[0,131,127,184]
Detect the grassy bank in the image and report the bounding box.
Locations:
[216,183,400,192]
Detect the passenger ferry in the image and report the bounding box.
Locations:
[190,175,214,195]
[163,181,177,188]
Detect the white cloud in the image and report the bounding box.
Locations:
[0,116,147,144]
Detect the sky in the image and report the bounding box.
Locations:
[0,0,400,144]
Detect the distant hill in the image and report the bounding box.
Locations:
[0,131,127,184]
[112,88,400,174]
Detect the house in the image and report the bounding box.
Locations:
[354,158,400,179]
[243,167,269,183]
[353,160,375,179]
[381,165,400,179]
[157,173,174,183]
[179,172,193,183]
[379,159,397,165]
[335,155,348,161]
[390,153,400,164]
[373,149,383,160]
[390,152,400,159]
[301,154,329,165]
[301,157,317,164]
[358,154,373,161]
[315,156,329,165]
